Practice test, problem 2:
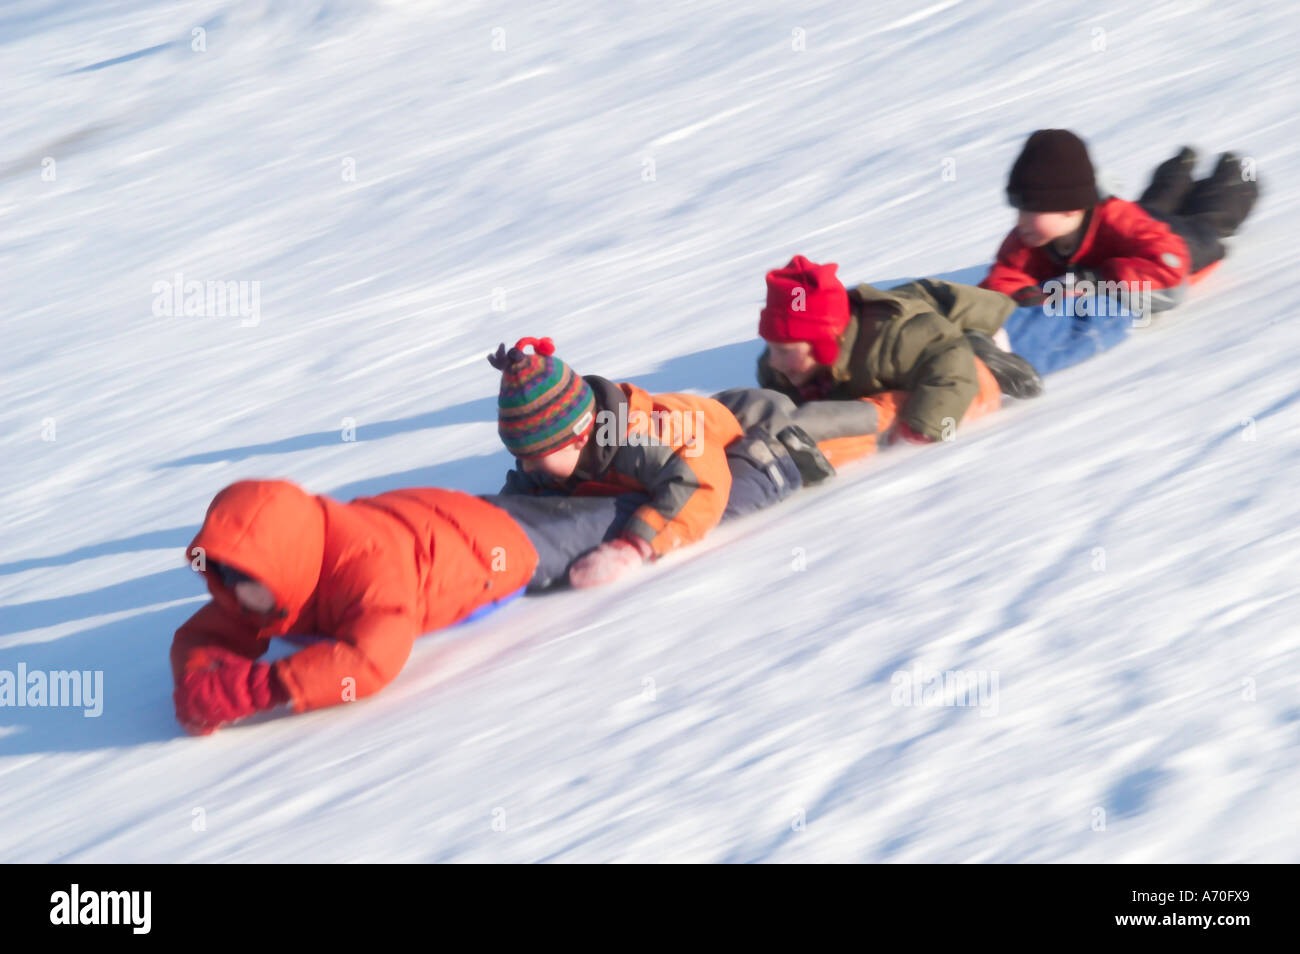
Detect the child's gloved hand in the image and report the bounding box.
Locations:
[1011,285,1048,307]
[1055,267,1104,293]
[174,648,287,735]
[893,421,935,445]
[568,536,654,589]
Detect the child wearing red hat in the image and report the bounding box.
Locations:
[488,337,839,587]
[756,255,1039,446]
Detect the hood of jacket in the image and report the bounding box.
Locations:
[187,479,326,635]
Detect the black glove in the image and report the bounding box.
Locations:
[1057,266,1144,316]
[1011,285,1048,307]
[1056,266,1104,289]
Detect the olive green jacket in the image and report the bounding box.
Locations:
[756,278,1015,439]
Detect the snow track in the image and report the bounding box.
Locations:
[1,0,1297,861]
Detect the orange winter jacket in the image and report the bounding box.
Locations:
[170,480,537,713]
[501,376,743,557]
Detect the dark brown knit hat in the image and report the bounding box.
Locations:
[1007,129,1100,212]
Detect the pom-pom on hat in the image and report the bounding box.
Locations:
[758,255,852,365]
[488,337,596,459]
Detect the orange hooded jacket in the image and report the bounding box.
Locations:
[503,377,744,558]
[170,480,537,713]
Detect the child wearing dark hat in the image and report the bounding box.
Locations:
[983,128,1259,313]
[488,337,836,588]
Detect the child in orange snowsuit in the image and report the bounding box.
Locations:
[489,337,838,588]
[170,478,666,734]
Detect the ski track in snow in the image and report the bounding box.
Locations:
[1,0,1298,862]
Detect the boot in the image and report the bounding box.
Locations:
[775,424,836,485]
[1138,146,1198,217]
[1179,151,1260,238]
[965,331,1043,399]
[721,430,803,519]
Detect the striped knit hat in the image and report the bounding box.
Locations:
[488,337,595,459]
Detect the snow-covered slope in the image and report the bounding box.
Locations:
[2,0,1297,862]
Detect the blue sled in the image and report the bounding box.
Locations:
[457,585,527,626]
[1002,301,1136,376]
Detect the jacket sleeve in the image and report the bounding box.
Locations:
[271,605,420,713]
[1096,205,1189,291]
[887,313,980,440]
[170,601,270,684]
[615,441,733,557]
[499,464,542,496]
[900,279,1017,336]
[981,232,1042,300]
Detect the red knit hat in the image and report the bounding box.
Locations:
[758,255,851,365]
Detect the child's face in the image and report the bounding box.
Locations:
[767,341,820,386]
[1016,210,1085,247]
[521,438,585,481]
[234,580,276,614]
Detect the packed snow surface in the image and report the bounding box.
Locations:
[2,0,1297,861]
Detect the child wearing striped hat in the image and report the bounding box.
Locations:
[488,337,835,588]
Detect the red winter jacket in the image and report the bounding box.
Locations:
[170,480,537,713]
[981,198,1190,301]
